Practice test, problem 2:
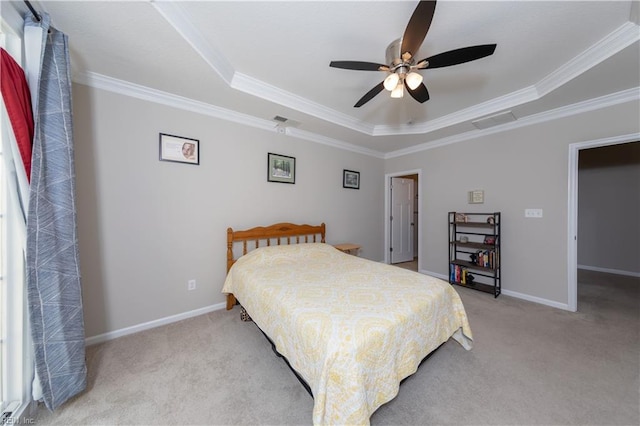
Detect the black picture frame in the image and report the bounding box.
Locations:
[267,153,296,184]
[159,133,199,165]
[343,169,360,189]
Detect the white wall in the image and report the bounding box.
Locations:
[72,84,385,338]
[578,142,640,275]
[385,100,640,307]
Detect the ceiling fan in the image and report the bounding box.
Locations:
[329,0,496,107]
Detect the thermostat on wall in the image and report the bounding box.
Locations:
[468,190,484,204]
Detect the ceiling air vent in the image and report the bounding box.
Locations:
[272,116,301,128]
[471,111,517,130]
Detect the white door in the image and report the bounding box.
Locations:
[390,177,414,263]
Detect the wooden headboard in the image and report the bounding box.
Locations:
[225,222,326,309]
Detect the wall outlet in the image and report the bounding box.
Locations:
[525,209,543,218]
[188,279,196,291]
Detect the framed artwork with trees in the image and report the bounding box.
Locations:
[267,152,295,184]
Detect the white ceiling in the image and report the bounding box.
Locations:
[22,1,640,157]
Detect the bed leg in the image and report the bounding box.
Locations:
[226,294,236,310]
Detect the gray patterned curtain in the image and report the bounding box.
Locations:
[25,12,86,411]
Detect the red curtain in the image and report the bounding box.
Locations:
[1,47,33,181]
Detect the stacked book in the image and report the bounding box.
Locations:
[473,250,497,269]
[450,264,468,283]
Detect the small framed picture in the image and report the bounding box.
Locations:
[343,169,360,189]
[268,153,295,184]
[159,133,199,165]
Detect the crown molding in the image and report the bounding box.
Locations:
[384,87,640,159]
[73,71,384,157]
[73,5,639,162]
[373,85,539,136]
[154,4,638,140]
[74,72,275,132]
[153,1,373,136]
[231,72,374,134]
[73,72,637,161]
[536,21,640,97]
[377,22,640,136]
[150,0,234,84]
[286,127,385,159]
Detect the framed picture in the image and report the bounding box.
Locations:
[343,169,360,189]
[267,152,295,184]
[159,133,199,165]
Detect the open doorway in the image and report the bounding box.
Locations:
[568,134,639,311]
[385,170,421,272]
[577,142,639,312]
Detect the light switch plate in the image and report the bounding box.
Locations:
[525,209,543,218]
[468,190,484,204]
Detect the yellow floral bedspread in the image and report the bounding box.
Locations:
[222,243,472,425]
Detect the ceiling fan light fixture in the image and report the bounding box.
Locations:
[383,73,400,91]
[329,1,497,107]
[390,83,404,98]
[405,72,423,90]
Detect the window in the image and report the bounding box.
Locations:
[0,119,5,422]
[1,13,35,423]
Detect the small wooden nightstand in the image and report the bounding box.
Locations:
[333,243,361,255]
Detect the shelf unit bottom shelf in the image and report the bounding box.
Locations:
[450,280,500,297]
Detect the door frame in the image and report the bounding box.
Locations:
[567,132,639,312]
[384,169,422,269]
[390,176,415,264]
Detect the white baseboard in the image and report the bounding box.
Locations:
[85,302,226,346]
[421,269,572,311]
[500,289,572,311]
[578,264,640,278]
[420,269,448,281]
[93,263,633,346]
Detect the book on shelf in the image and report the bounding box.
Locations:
[471,249,498,269]
[449,264,468,283]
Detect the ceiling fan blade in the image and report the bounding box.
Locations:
[401,0,437,60]
[330,61,388,71]
[407,82,430,103]
[420,44,497,69]
[354,82,385,108]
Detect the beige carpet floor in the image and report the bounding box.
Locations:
[34,269,639,425]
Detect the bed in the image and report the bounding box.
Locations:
[222,222,473,425]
